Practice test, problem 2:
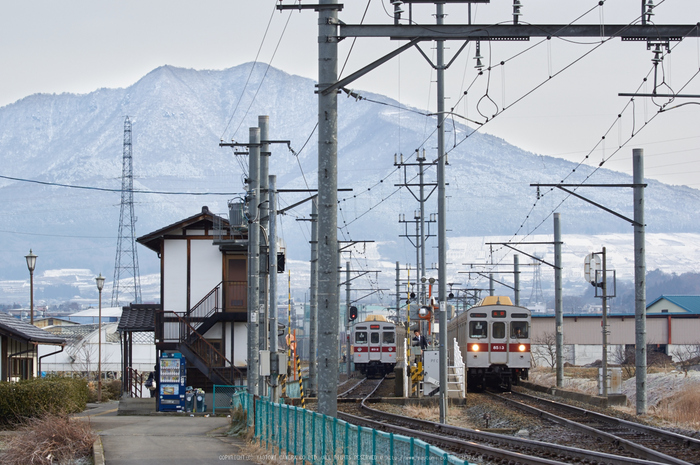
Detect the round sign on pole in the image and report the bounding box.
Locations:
[584,253,602,283]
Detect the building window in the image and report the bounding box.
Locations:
[12,358,33,379]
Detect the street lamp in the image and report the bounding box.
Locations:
[25,250,37,325]
[95,273,105,403]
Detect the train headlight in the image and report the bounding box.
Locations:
[518,344,526,352]
[472,344,480,352]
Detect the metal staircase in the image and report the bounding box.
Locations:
[156,282,245,386]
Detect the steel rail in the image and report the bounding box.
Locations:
[494,392,694,465]
[337,409,571,465]
[361,398,673,465]
[334,380,670,465]
[512,391,700,451]
[337,377,368,398]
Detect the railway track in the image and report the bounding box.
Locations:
[338,376,384,399]
[491,390,700,465]
[336,378,669,465]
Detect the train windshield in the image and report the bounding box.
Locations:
[492,322,506,339]
[370,332,380,344]
[469,321,487,338]
[511,321,528,339]
[355,332,367,344]
[383,331,395,344]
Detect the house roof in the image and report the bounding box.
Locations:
[0,312,66,345]
[117,304,161,332]
[137,206,231,252]
[647,295,700,314]
[43,324,100,344]
[69,307,124,318]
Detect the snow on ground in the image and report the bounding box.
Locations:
[622,370,700,408]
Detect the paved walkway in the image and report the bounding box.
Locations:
[75,402,259,465]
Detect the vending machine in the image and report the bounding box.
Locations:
[157,352,186,412]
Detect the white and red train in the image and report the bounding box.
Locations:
[448,296,531,390]
[351,315,398,376]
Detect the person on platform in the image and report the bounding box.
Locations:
[412,329,427,350]
[146,371,157,398]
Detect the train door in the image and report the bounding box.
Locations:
[490,315,508,365]
[369,324,382,361]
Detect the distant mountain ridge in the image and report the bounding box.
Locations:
[1,62,699,280]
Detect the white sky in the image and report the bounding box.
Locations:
[2,0,700,187]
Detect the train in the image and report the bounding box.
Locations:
[448,296,531,390]
[351,315,399,377]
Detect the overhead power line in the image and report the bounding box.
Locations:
[0,174,241,196]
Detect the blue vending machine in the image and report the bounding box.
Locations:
[157,352,186,412]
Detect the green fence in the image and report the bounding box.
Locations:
[253,394,469,465]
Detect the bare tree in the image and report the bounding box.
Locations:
[532,332,557,371]
[610,344,636,378]
[71,343,98,381]
[671,344,700,377]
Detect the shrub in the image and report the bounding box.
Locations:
[104,379,122,400]
[0,413,96,465]
[0,377,88,426]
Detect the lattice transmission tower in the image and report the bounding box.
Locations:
[111,116,142,307]
[528,256,544,308]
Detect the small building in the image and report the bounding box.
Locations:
[0,312,66,381]
[136,206,248,388]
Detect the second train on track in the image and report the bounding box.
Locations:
[447,296,531,390]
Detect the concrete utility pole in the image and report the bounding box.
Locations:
[247,127,261,396]
[395,150,437,306]
[395,262,401,322]
[633,148,647,415]
[346,261,351,377]
[435,2,448,425]
[554,213,564,388]
[308,197,319,398]
[269,175,279,402]
[601,247,608,398]
[514,255,520,306]
[533,148,647,407]
[259,116,270,362]
[419,152,428,305]
[316,0,340,417]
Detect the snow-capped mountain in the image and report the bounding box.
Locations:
[1,63,699,296]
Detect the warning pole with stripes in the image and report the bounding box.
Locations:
[296,354,305,409]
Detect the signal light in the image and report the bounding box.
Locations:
[349,306,358,321]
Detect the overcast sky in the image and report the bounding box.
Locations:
[2,0,700,187]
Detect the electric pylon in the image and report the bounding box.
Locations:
[528,256,544,309]
[111,116,142,307]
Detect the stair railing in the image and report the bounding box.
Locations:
[186,282,222,324]
[163,311,244,384]
[126,367,145,398]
